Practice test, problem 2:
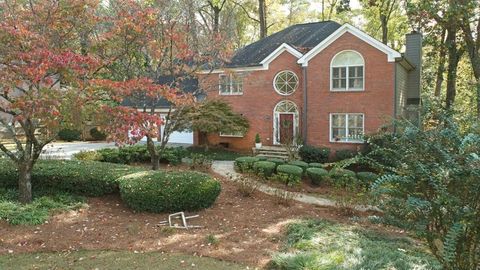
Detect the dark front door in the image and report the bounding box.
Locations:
[279,113,294,144]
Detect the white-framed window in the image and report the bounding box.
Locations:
[330,50,364,91]
[219,73,243,95]
[273,70,299,95]
[219,131,244,137]
[329,113,364,143]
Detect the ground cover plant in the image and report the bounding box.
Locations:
[269,219,442,270]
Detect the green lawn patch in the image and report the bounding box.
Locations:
[0,250,247,270]
[269,219,442,270]
[186,146,242,161]
[0,188,85,225]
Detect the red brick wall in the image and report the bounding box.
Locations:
[198,31,395,153]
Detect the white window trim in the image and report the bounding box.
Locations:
[330,50,365,92]
[329,113,365,144]
[219,73,244,96]
[219,132,244,137]
[273,70,299,96]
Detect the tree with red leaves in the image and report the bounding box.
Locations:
[0,0,99,203]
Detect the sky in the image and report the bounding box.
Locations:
[309,0,362,11]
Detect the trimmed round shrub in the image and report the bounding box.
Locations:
[58,128,81,142]
[267,158,285,169]
[0,159,140,196]
[309,162,323,168]
[328,168,357,188]
[299,145,331,163]
[89,127,107,141]
[276,164,303,186]
[118,171,221,213]
[234,157,260,172]
[287,160,308,173]
[306,167,329,185]
[253,161,276,177]
[73,150,102,161]
[257,156,268,161]
[356,171,379,189]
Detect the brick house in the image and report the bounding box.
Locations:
[197,21,422,152]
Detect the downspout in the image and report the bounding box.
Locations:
[393,63,397,134]
[302,66,308,144]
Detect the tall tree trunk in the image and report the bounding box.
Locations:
[258,0,267,39]
[435,29,447,97]
[445,27,461,109]
[146,136,160,170]
[380,14,388,44]
[213,7,220,34]
[18,160,33,204]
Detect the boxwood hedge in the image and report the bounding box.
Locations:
[234,157,260,172]
[0,159,140,196]
[328,168,357,188]
[276,164,303,186]
[266,158,285,169]
[253,161,276,177]
[287,160,309,173]
[118,171,221,213]
[308,163,324,168]
[306,167,329,185]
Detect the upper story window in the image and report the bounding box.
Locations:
[219,73,243,95]
[274,70,298,95]
[330,113,364,143]
[331,50,364,91]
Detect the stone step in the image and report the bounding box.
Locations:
[256,154,288,160]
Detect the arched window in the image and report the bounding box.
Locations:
[330,50,364,91]
[273,100,299,145]
[274,70,299,95]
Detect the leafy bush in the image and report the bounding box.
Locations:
[234,157,260,172]
[0,188,85,225]
[257,156,268,161]
[73,150,102,161]
[276,165,303,186]
[366,114,480,269]
[118,171,221,213]
[328,168,357,189]
[334,149,357,161]
[190,153,212,172]
[253,161,276,177]
[306,167,329,185]
[255,133,261,143]
[89,127,107,141]
[356,172,378,189]
[267,158,285,169]
[0,159,140,196]
[287,160,308,173]
[308,162,323,168]
[95,145,185,165]
[298,145,330,163]
[57,128,81,141]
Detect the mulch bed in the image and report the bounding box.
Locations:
[0,169,397,267]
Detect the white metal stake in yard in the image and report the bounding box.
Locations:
[157,212,202,229]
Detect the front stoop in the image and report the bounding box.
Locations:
[252,145,290,160]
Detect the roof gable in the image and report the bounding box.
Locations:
[297,24,401,66]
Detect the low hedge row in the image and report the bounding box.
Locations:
[306,167,329,185]
[234,157,260,172]
[0,159,222,213]
[118,171,221,213]
[253,161,276,177]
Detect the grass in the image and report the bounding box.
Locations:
[269,219,442,270]
[0,250,248,270]
[0,188,86,225]
[186,146,243,161]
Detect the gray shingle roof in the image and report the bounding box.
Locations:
[226,21,342,68]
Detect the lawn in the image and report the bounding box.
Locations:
[0,250,247,270]
[269,219,442,270]
[186,146,243,161]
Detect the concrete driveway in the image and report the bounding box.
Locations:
[40,141,192,160]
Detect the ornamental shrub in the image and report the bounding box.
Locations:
[190,153,213,172]
[253,161,276,177]
[308,163,323,168]
[287,160,308,173]
[0,159,140,196]
[73,150,103,161]
[356,172,378,189]
[95,146,185,165]
[257,156,268,161]
[276,165,303,186]
[298,145,330,163]
[234,157,260,172]
[118,171,221,213]
[334,149,357,161]
[57,128,81,142]
[267,158,285,169]
[328,168,357,189]
[306,167,329,185]
[89,127,107,141]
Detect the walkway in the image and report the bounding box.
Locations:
[212,160,378,212]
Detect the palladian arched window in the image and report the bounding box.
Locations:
[330,50,364,91]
